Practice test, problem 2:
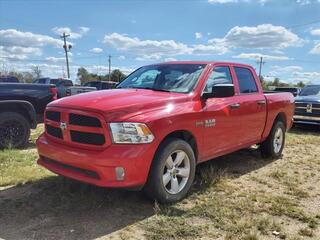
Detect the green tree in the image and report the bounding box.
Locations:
[77,67,94,84]
[110,69,126,82]
[272,78,280,87]
[296,81,305,88]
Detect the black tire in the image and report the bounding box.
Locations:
[144,138,196,203]
[260,121,286,159]
[0,112,30,149]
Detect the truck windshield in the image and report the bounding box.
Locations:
[299,85,320,96]
[117,64,206,93]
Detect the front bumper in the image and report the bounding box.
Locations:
[36,133,157,188]
[293,115,320,126]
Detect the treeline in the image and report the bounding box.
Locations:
[77,67,127,85]
[260,76,305,90]
[1,66,42,83]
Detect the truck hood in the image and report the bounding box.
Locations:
[295,95,320,103]
[49,89,191,121]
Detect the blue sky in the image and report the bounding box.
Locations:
[0,0,320,84]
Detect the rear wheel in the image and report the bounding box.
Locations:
[260,121,285,159]
[0,112,30,149]
[144,138,196,203]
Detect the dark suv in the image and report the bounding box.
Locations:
[33,78,73,98]
[294,84,320,125]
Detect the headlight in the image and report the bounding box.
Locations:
[109,122,155,144]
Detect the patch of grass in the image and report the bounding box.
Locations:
[0,148,53,186]
[298,227,313,237]
[143,216,205,240]
[264,195,310,222]
[242,232,259,240]
[0,124,50,187]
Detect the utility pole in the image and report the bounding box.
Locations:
[257,57,265,79]
[61,32,72,79]
[108,55,111,81]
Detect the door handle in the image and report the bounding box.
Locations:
[229,103,240,109]
[257,100,266,105]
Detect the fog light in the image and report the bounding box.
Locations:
[115,167,125,181]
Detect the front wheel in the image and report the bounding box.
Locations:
[260,121,286,159]
[144,138,196,203]
[0,112,30,149]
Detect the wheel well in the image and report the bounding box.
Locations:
[161,130,198,161]
[0,103,33,125]
[275,112,287,128]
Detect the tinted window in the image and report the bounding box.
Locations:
[234,67,258,94]
[50,79,60,85]
[204,66,232,93]
[35,78,49,84]
[63,80,73,87]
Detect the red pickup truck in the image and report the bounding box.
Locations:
[36,61,294,203]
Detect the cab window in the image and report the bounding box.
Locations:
[204,66,232,93]
[234,67,258,94]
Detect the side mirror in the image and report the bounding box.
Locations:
[202,84,235,99]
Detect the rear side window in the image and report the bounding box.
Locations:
[234,67,258,94]
[204,66,232,93]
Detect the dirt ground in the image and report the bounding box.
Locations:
[0,125,319,240]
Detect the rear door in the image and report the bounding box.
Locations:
[231,66,267,144]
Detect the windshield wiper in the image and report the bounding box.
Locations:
[121,86,172,92]
[141,87,172,92]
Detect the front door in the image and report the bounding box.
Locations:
[201,65,243,160]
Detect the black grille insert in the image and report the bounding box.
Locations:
[46,124,63,139]
[41,156,100,179]
[46,111,61,122]
[70,130,105,145]
[69,113,102,127]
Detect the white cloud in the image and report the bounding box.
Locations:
[310,42,320,54]
[290,71,320,84]
[103,33,192,59]
[45,57,66,63]
[103,33,227,60]
[79,27,90,34]
[136,54,162,61]
[270,65,304,73]
[0,46,42,60]
[192,44,228,55]
[267,66,320,84]
[195,32,203,39]
[118,55,126,60]
[0,29,64,48]
[52,26,90,39]
[233,53,291,61]
[310,28,320,36]
[89,47,103,53]
[210,24,304,50]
